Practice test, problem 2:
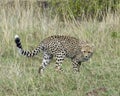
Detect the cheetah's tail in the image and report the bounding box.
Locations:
[15,35,41,57]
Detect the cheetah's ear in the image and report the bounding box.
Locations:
[86,43,95,50]
[85,43,94,47]
[91,43,95,51]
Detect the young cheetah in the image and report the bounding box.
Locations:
[15,35,94,73]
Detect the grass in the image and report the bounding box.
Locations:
[0,2,120,96]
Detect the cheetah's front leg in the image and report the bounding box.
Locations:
[72,59,81,72]
[55,52,65,72]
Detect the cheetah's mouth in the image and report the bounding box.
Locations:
[84,58,89,61]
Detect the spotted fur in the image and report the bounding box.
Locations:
[15,35,94,73]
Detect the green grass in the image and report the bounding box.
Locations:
[0,3,120,96]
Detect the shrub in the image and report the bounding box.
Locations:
[49,0,120,20]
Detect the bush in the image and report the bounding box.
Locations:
[49,0,120,20]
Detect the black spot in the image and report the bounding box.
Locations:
[22,50,24,54]
[26,51,30,56]
[23,51,26,55]
[32,52,35,56]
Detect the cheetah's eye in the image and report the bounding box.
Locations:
[82,51,86,53]
[88,51,91,53]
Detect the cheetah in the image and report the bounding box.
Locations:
[15,35,94,73]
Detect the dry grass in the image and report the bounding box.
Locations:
[0,1,120,96]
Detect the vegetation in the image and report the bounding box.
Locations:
[0,0,120,96]
[50,0,120,20]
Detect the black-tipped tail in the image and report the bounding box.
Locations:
[15,35,23,49]
[14,35,41,57]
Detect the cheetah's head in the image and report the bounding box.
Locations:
[81,44,94,61]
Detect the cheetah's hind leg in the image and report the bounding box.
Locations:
[38,52,53,74]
